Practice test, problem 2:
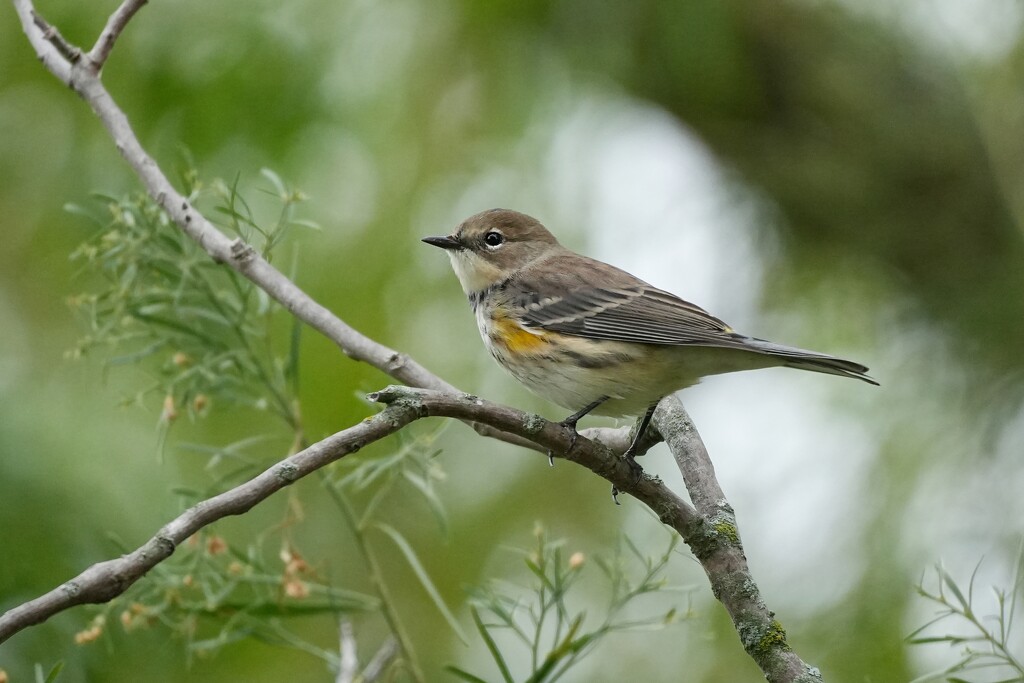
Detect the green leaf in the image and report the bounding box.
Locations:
[35,661,65,683]
[375,523,468,644]
[188,627,255,654]
[402,470,449,536]
[105,339,169,366]
[444,666,492,683]
[177,433,280,462]
[260,168,289,198]
[525,615,586,683]
[470,605,514,683]
[940,566,971,612]
[285,314,301,395]
[45,662,66,683]
[209,600,377,617]
[906,612,957,642]
[64,202,106,227]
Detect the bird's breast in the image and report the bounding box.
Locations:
[475,306,552,365]
[472,306,663,415]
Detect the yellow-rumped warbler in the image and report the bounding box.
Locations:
[424,208,876,473]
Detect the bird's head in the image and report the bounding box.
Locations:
[423,209,559,294]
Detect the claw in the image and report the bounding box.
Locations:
[552,401,592,462]
[623,450,644,485]
[544,417,579,468]
[609,403,655,495]
[609,449,645,504]
[563,425,579,452]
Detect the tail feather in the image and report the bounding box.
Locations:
[741,337,879,386]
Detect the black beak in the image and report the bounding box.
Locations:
[422,235,462,250]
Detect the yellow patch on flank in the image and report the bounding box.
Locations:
[492,316,548,353]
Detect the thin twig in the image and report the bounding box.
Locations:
[337,619,358,683]
[29,8,80,64]
[360,636,399,682]
[319,475,427,683]
[88,0,147,68]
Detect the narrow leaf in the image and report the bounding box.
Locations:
[375,523,468,643]
[470,605,515,683]
[940,567,970,612]
[260,168,288,198]
[444,666,491,683]
[402,470,449,536]
[39,661,65,683]
[285,314,301,395]
[49,662,65,683]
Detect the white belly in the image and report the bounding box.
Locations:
[474,307,782,417]
[474,308,688,416]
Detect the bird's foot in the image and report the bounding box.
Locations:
[558,417,582,449]
[609,447,645,505]
[623,448,644,483]
[550,397,607,466]
[609,404,656,504]
[550,410,589,466]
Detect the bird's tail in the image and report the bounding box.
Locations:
[740,337,879,385]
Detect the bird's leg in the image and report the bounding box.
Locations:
[623,404,656,470]
[560,396,608,432]
[547,396,608,466]
[610,404,657,504]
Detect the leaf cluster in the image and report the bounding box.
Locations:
[449,526,691,683]
[910,542,1024,683]
[67,168,316,437]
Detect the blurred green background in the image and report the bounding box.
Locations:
[3,0,1024,680]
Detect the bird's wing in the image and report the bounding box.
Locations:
[509,253,740,346]
[507,252,877,384]
[518,283,739,345]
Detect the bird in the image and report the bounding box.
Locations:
[423,209,876,492]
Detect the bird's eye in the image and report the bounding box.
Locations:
[483,231,504,247]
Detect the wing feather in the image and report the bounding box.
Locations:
[509,253,737,346]
[503,251,877,385]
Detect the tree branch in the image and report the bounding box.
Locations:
[88,0,147,69]
[10,0,558,455]
[0,388,687,644]
[374,389,823,683]
[13,0,70,81]
[0,399,417,643]
[367,387,700,526]
[361,636,399,682]
[0,388,818,682]
[656,397,823,682]
[9,3,825,680]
